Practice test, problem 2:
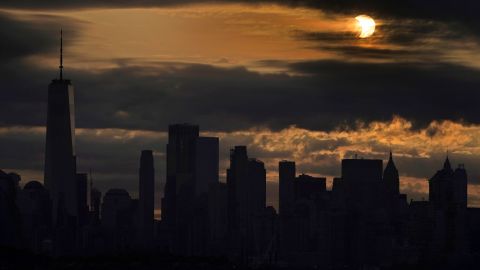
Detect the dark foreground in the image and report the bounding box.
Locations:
[2,247,480,270]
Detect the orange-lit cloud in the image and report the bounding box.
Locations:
[3,116,480,209]
[3,3,480,73]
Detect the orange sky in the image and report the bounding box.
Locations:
[5,3,480,73]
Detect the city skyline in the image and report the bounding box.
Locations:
[2,1,480,214]
[2,2,480,265]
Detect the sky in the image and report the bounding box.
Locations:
[1,0,480,215]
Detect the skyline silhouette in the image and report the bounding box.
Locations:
[2,1,480,269]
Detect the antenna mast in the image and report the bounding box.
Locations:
[59,29,63,80]
[89,168,93,211]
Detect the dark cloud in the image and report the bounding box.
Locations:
[3,57,480,133]
[1,1,478,134]
[378,19,468,45]
[298,31,357,42]
[319,45,435,60]
[0,1,478,24]
[295,18,478,61]
[0,12,84,61]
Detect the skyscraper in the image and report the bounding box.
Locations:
[429,156,468,257]
[227,146,249,235]
[44,30,78,224]
[278,160,296,256]
[191,137,219,256]
[340,158,389,266]
[294,173,326,200]
[247,158,266,216]
[139,150,154,246]
[226,146,268,258]
[162,124,199,253]
[279,160,295,217]
[76,173,88,226]
[194,137,219,196]
[161,124,199,226]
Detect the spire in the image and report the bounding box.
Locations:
[385,150,398,172]
[59,29,63,80]
[89,169,93,211]
[386,150,395,167]
[384,150,399,195]
[443,153,452,170]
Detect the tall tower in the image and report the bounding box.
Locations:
[161,124,199,226]
[247,158,266,216]
[194,137,219,196]
[161,124,199,253]
[428,156,468,256]
[139,150,155,246]
[44,30,78,224]
[227,146,249,234]
[279,160,295,216]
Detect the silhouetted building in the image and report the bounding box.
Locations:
[406,200,433,261]
[0,170,22,248]
[227,146,249,257]
[467,208,480,254]
[189,136,220,255]
[162,124,198,254]
[161,124,199,230]
[382,152,408,255]
[279,170,329,266]
[44,31,78,225]
[278,160,297,259]
[384,151,400,196]
[16,181,52,253]
[90,188,102,225]
[101,189,133,229]
[161,124,222,255]
[194,137,219,196]
[138,150,154,247]
[248,159,266,216]
[341,158,392,267]
[226,146,268,262]
[295,173,326,200]
[429,156,468,261]
[207,182,228,254]
[279,160,295,217]
[76,173,88,227]
[101,188,136,251]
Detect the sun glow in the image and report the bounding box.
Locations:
[355,15,375,38]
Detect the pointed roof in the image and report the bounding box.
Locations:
[384,150,398,175]
[443,155,452,170]
[385,150,396,167]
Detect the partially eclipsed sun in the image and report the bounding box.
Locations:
[355,15,375,38]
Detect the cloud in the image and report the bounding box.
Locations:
[0,11,84,61]
[295,17,479,63]
[3,55,480,133]
[3,116,480,211]
[1,1,478,28]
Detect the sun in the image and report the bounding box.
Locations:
[355,15,375,38]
